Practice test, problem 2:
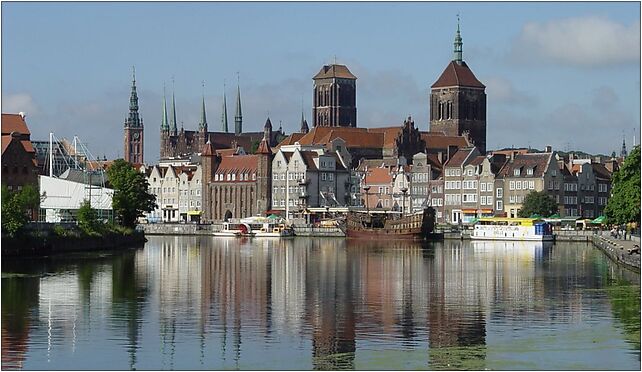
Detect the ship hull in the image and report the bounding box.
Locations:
[345,208,436,241]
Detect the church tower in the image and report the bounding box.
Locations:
[160,85,171,159]
[199,85,208,145]
[429,20,487,153]
[621,136,628,158]
[312,63,357,128]
[124,67,144,164]
[235,79,243,135]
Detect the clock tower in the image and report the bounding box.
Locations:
[124,67,144,164]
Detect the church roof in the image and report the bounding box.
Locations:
[201,141,215,156]
[275,133,305,148]
[215,155,259,177]
[431,61,485,89]
[313,64,357,80]
[421,132,470,151]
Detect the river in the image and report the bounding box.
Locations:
[1,237,640,370]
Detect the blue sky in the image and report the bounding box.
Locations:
[2,2,640,162]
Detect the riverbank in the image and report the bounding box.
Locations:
[591,234,640,272]
[141,223,346,237]
[2,223,146,257]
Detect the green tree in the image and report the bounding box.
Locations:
[1,184,40,237]
[106,159,156,228]
[605,145,641,225]
[77,199,100,235]
[518,191,559,218]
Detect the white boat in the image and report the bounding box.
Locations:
[471,217,554,241]
[213,216,293,238]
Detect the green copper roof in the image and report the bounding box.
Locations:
[161,85,169,131]
[234,81,242,135]
[199,92,207,131]
[221,86,229,133]
[453,16,463,63]
[170,90,178,134]
[125,66,142,128]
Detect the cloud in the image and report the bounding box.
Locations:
[2,93,40,115]
[484,76,537,106]
[591,85,619,110]
[509,16,640,67]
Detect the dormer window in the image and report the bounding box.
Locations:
[514,168,521,176]
[527,168,533,176]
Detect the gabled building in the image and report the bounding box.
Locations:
[1,113,38,190]
[141,163,202,222]
[271,144,350,219]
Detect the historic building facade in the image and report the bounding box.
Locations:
[312,64,357,128]
[201,133,272,222]
[123,68,144,164]
[429,23,487,154]
[1,113,38,190]
[141,162,202,223]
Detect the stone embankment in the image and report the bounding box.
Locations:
[591,233,640,272]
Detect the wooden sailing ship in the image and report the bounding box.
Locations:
[345,207,436,240]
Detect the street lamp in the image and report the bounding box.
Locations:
[400,187,408,216]
[363,185,371,214]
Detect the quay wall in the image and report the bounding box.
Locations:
[591,235,640,272]
[141,223,347,237]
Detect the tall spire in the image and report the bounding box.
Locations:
[453,14,463,64]
[221,83,229,133]
[161,84,169,131]
[170,78,178,136]
[234,73,242,135]
[621,135,628,158]
[300,105,309,134]
[125,66,142,128]
[199,81,208,132]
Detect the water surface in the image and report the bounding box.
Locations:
[2,237,640,370]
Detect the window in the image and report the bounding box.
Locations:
[481,183,486,192]
[514,168,520,176]
[527,168,533,175]
[321,173,327,181]
[273,186,278,194]
[552,170,557,176]
[480,195,486,205]
[509,181,515,190]
[529,181,534,190]
[329,173,334,181]
[516,181,522,190]
[510,195,516,203]
[281,174,285,180]
[467,169,473,176]
[273,174,278,180]
[496,188,503,198]
[252,173,256,180]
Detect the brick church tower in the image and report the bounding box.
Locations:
[312,64,357,128]
[124,67,144,163]
[429,21,487,154]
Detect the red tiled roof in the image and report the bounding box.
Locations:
[313,64,357,80]
[318,129,384,149]
[444,148,475,168]
[431,61,485,88]
[276,133,305,147]
[20,140,35,153]
[215,148,236,157]
[256,138,271,154]
[591,163,612,180]
[469,155,485,166]
[422,133,469,150]
[1,114,30,135]
[364,167,392,185]
[215,155,259,177]
[1,135,11,154]
[426,153,443,169]
[299,151,319,171]
[498,153,552,178]
[368,126,403,148]
[201,141,215,156]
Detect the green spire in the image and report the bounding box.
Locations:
[161,84,169,131]
[199,81,207,132]
[170,81,178,135]
[453,14,463,63]
[125,66,142,128]
[221,83,229,133]
[234,74,242,135]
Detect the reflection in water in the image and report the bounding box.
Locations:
[1,238,640,370]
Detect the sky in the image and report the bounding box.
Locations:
[2,1,640,163]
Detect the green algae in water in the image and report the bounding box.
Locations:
[605,282,641,350]
[428,345,487,370]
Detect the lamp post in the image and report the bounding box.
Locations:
[400,187,408,216]
[363,185,371,214]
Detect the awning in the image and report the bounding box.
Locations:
[187,210,202,215]
[592,215,606,224]
[462,209,477,214]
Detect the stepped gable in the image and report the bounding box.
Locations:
[498,153,552,178]
[431,61,485,88]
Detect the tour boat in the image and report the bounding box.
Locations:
[345,207,436,240]
[214,216,293,238]
[471,217,554,241]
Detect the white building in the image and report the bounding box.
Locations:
[39,175,114,222]
[141,163,202,223]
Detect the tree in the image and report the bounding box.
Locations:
[605,146,640,225]
[106,159,156,228]
[1,184,40,237]
[518,191,558,218]
[77,199,100,235]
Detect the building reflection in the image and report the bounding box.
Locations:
[2,236,638,369]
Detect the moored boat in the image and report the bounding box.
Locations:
[345,207,435,240]
[471,217,554,241]
[214,216,293,237]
